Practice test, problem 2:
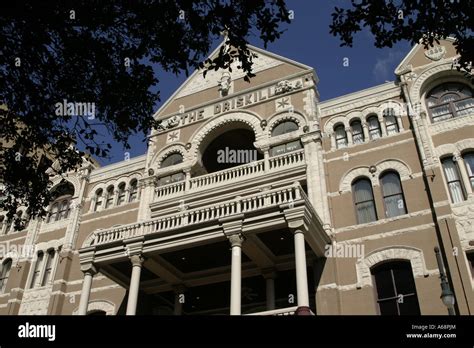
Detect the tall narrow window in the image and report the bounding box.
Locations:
[371,261,420,315]
[463,152,474,191]
[59,200,70,220]
[0,216,4,234]
[367,115,382,140]
[351,119,364,144]
[41,249,55,286]
[30,252,44,288]
[94,189,103,212]
[129,180,138,202]
[0,259,12,293]
[380,172,407,218]
[4,219,12,235]
[48,202,59,223]
[352,178,377,224]
[384,108,399,135]
[105,186,114,209]
[467,253,474,280]
[334,124,348,148]
[117,183,126,206]
[442,157,465,203]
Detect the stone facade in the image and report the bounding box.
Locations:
[0,39,473,315]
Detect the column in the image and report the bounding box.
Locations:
[379,116,387,136]
[184,169,191,191]
[345,126,353,146]
[454,153,473,196]
[293,229,310,314]
[228,234,244,315]
[263,148,270,173]
[362,124,370,140]
[263,270,276,311]
[78,264,97,315]
[126,254,144,315]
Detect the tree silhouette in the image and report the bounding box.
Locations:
[329,0,473,77]
[0,0,290,228]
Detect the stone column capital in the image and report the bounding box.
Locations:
[129,254,145,267]
[228,233,245,248]
[80,263,98,276]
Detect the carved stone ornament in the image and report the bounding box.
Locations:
[424,45,446,61]
[274,80,302,95]
[218,71,232,96]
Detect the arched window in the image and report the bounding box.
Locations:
[350,119,364,144]
[271,121,299,136]
[87,310,107,316]
[352,178,377,224]
[367,115,381,140]
[105,186,114,209]
[380,172,407,217]
[371,261,420,315]
[129,180,138,202]
[334,124,348,148]
[161,153,183,168]
[41,249,56,286]
[441,157,465,203]
[47,181,74,222]
[117,183,126,206]
[0,259,12,293]
[383,108,399,135]
[269,121,302,156]
[463,152,474,191]
[94,189,103,212]
[426,83,474,122]
[30,251,44,288]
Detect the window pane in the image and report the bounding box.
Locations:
[272,121,298,136]
[454,98,474,117]
[356,200,377,223]
[351,121,364,144]
[374,268,395,299]
[161,153,183,168]
[368,116,381,139]
[463,153,474,190]
[442,158,465,203]
[353,180,373,203]
[431,104,452,122]
[385,114,399,135]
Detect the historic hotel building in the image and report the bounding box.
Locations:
[1,38,473,316]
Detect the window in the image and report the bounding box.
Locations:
[334,124,348,148]
[463,152,474,191]
[426,83,474,122]
[351,119,364,144]
[467,253,474,279]
[41,249,55,286]
[158,172,185,186]
[269,140,302,157]
[94,189,103,212]
[129,180,138,202]
[47,181,74,222]
[352,178,377,224]
[117,183,126,206]
[442,157,465,203]
[271,121,298,136]
[105,186,114,209]
[367,115,381,140]
[4,219,12,235]
[0,216,4,234]
[384,108,399,135]
[371,261,420,315]
[0,259,12,293]
[30,252,44,288]
[380,172,407,218]
[161,153,183,168]
[58,200,70,220]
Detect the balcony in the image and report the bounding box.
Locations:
[86,181,323,249]
[154,149,305,201]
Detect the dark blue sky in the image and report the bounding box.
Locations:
[100,0,411,166]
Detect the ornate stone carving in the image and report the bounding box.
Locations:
[218,71,232,96]
[18,288,53,315]
[274,80,302,95]
[424,45,446,61]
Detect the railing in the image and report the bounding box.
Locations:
[154,149,305,199]
[90,183,303,247]
[247,306,299,316]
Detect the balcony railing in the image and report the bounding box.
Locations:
[154,149,305,200]
[88,183,305,247]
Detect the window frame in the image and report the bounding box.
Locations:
[380,171,407,218]
[352,177,378,224]
[426,83,474,123]
[462,152,474,191]
[271,121,299,137]
[334,124,348,149]
[350,119,365,144]
[128,180,138,202]
[367,115,382,140]
[0,259,12,293]
[441,157,466,203]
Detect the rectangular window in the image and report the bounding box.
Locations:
[384,115,399,135]
[41,250,55,286]
[30,252,44,288]
[463,153,474,191]
[442,158,465,203]
[0,260,12,293]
